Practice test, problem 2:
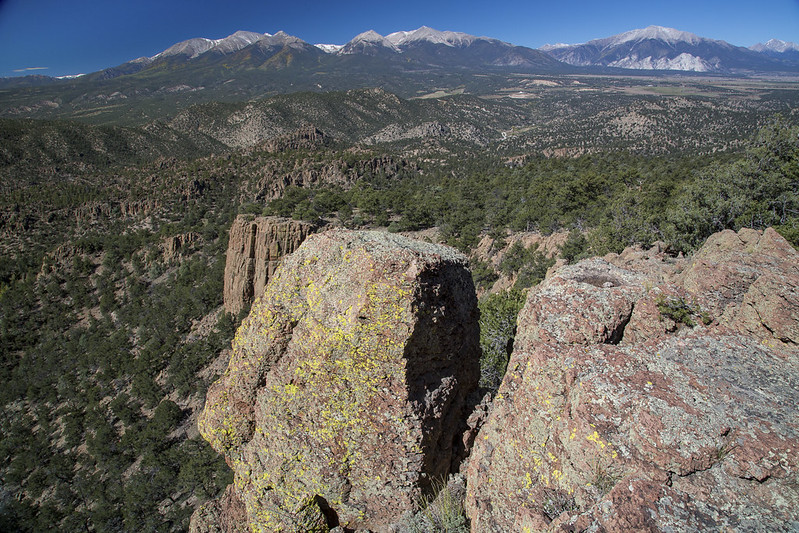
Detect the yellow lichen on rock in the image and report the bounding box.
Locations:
[194,229,480,532]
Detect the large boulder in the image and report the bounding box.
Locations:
[223,215,315,315]
[513,258,649,346]
[678,227,799,345]
[195,229,480,532]
[466,228,799,532]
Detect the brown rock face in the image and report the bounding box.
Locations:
[466,228,799,532]
[222,215,315,315]
[195,229,480,532]
[162,232,201,262]
[190,485,249,533]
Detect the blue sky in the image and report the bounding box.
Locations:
[1,0,798,78]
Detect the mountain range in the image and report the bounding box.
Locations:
[750,39,799,62]
[7,25,799,86]
[89,25,563,81]
[540,25,799,73]
[1,25,797,126]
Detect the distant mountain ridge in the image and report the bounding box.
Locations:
[111,26,562,73]
[2,24,797,86]
[1,25,797,126]
[540,25,799,73]
[750,39,799,62]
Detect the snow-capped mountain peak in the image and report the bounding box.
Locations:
[385,26,484,48]
[535,25,782,73]
[340,30,400,54]
[350,30,394,45]
[152,31,272,60]
[210,31,267,54]
[154,38,219,59]
[750,39,799,53]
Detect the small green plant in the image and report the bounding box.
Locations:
[403,478,469,533]
[656,295,711,327]
[714,440,735,462]
[589,458,622,497]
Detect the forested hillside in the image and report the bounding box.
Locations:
[0,83,797,531]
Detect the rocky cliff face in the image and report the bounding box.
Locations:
[222,215,315,315]
[465,227,799,531]
[194,229,480,531]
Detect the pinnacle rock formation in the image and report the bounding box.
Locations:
[222,215,315,315]
[465,227,799,531]
[194,229,480,532]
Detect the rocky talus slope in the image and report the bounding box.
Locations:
[193,230,480,532]
[223,215,315,315]
[466,227,799,531]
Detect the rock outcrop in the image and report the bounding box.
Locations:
[246,155,412,203]
[195,230,480,532]
[162,232,201,262]
[466,227,799,531]
[222,215,315,315]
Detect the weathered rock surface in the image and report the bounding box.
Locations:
[222,215,315,315]
[678,227,799,345]
[514,258,649,346]
[195,229,480,532]
[190,485,249,533]
[466,227,799,532]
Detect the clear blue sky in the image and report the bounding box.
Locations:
[1,0,798,78]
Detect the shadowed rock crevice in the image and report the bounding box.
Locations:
[401,262,481,493]
[606,302,633,345]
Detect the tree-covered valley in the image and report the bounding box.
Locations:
[1,75,798,531]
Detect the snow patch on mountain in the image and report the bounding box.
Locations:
[539,43,572,51]
[315,44,343,54]
[608,53,716,72]
[385,26,488,48]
